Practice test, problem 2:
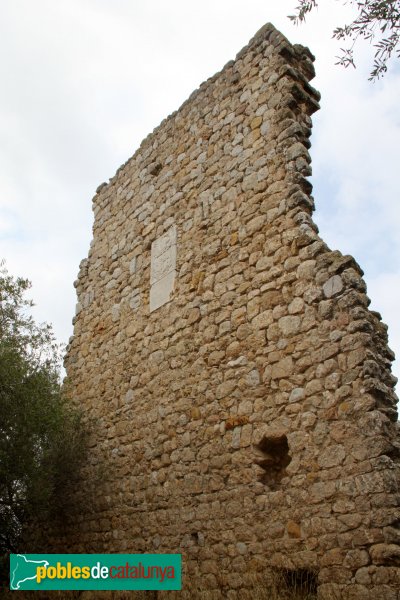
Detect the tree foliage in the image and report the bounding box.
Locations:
[0,263,86,556]
[289,0,400,79]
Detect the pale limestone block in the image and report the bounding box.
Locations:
[236,542,247,554]
[150,225,177,311]
[289,388,304,403]
[150,245,177,284]
[323,274,343,298]
[129,257,137,274]
[151,225,176,259]
[231,427,241,449]
[111,304,120,321]
[150,270,176,312]
[279,315,301,336]
[125,389,134,403]
[129,291,140,310]
[82,289,95,308]
[246,369,260,386]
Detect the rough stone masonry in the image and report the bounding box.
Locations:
[63,23,400,599]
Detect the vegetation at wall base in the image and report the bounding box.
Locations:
[0,262,86,578]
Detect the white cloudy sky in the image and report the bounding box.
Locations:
[0,0,399,387]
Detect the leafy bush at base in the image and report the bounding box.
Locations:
[0,262,86,560]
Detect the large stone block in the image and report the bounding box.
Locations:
[150,270,176,312]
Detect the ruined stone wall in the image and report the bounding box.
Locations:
[63,24,400,599]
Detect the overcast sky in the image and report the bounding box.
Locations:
[0,0,399,388]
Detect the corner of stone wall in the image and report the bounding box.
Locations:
[230,24,400,596]
[270,25,400,597]
[265,23,399,423]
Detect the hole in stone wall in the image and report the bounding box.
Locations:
[387,445,400,463]
[280,568,318,598]
[190,531,205,546]
[388,517,400,531]
[254,434,291,489]
[148,161,162,176]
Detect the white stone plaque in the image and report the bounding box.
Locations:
[150,225,176,312]
[151,225,176,258]
[150,245,176,284]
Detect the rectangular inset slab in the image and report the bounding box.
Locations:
[150,245,177,285]
[150,225,177,311]
[150,270,176,312]
[151,225,177,258]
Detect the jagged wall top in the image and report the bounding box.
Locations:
[91,23,319,199]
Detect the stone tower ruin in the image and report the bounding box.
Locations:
[64,23,400,599]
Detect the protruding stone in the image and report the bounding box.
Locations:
[289,388,304,403]
[287,521,301,538]
[369,544,400,566]
[323,275,343,298]
[279,315,301,336]
[96,182,107,194]
[129,257,137,274]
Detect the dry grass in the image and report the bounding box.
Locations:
[3,570,317,600]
